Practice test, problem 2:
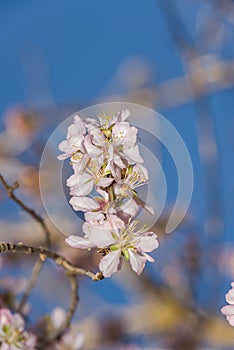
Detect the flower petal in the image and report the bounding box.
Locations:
[119,198,139,218]
[69,196,99,212]
[122,145,144,164]
[116,109,130,122]
[96,177,114,188]
[112,122,137,147]
[221,305,234,316]
[128,250,146,275]
[83,222,116,247]
[99,250,121,277]
[70,176,94,197]
[84,136,103,157]
[227,315,234,326]
[137,234,159,252]
[84,212,105,221]
[66,235,94,249]
[226,289,234,304]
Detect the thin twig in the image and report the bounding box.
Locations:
[0,174,51,313]
[17,259,43,312]
[0,242,103,281]
[38,274,79,349]
[0,174,51,248]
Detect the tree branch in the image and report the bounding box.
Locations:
[0,174,51,248]
[0,242,103,281]
[0,173,52,313]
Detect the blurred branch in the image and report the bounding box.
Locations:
[39,274,79,349]
[0,173,52,314]
[157,0,224,239]
[0,174,51,248]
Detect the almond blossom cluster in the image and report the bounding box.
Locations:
[221,282,234,326]
[58,109,159,277]
[0,308,36,349]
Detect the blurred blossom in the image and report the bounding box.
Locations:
[44,307,84,350]
[0,277,28,294]
[161,265,182,287]
[0,107,38,157]
[216,245,234,278]
[4,107,38,140]
[19,166,40,197]
[0,308,37,349]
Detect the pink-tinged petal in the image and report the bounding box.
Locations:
[72,155,89,174]
[128,250,146,275]
[85,117,99,127]
[96,188,109,201]
[66,235,94,249]
[74,114,82,123]
[112,122,135,146]
[57,153,69,160]
[83,222,116,247]
[0,308,13,326]
[96,177,114,188]
[50,307,66,330]
[125,126,138,148]
[67,121,85,138]
[62,331,84,348]
[231,282,234,289]
[69,196,99,212]
[66,173,78,187]
[67,134,84,150]
[221,305,234,316]
[105,160,116,179]
[58,140,69,152]
[84,212,105,221]
[107,214,125,230]
[67,173,91,188]
[142,252,155,262]
[84,136,103,157]
[226,288,234,304]
[24,332,37,348]
[70,180,94,197]
[227,315,234,326]
[137,234,159,252]
[112,122,137,148]
[73,333,84,349]
[120,198,139,217]
[113,155,127,169]
[116,109,130,122]
[99,250,121,277]
[122,145,144,164]
[89,127,106,146]
[12,313,25,331]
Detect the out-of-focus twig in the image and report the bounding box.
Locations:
[0,174,51,248]
[38,274,79,349]
[0,173,51,314]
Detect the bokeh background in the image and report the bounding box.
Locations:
[0,1,234,349]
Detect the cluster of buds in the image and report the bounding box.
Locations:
[0,308,36,349]
[58,109,159,277]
